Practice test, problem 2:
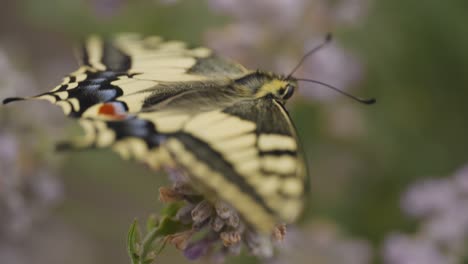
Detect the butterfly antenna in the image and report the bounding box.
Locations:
[287,33,333,78]
[296,78,376,105]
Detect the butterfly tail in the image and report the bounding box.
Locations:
[3,97,27,105]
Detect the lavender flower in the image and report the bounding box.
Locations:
[89,0,127,18]
[0,47,72,264]
[383,234,451,264]
[156,174,285,262]
[183,239,211,260]
[402,177,458,218]
[269,222,372,264]
[454,165,468,194]
[383,164,468,264]
[333,0,370,25]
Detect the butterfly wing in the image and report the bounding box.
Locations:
[163,97,307,232]
[3,34,249,117]
[46,96,306,232]
[3,34,307,233]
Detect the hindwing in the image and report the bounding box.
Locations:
[58,97,306,232]
[165,98,307,232]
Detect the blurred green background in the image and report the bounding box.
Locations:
[1,0,467,263]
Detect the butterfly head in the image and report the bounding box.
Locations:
[235,71,298,101]
[254,73,298,101]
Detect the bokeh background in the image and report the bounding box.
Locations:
[1,0,468,263]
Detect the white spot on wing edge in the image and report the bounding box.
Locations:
[55,101,72,115]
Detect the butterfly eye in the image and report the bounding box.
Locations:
[281,84,295,100]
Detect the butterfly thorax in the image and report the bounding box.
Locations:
[233,71,297,102]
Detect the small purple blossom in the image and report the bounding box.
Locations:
[402,177,459,218]
[333,0,370,25]
[183,235,217,261]
[158,169,289,261]
[89,0,127,18]
[383,164,468,263]
[383,234,449,264]
[454,165,468,194]
[269,223,373,264]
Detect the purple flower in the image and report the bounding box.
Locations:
[183,235,216,261]
[454,165,468,194]
[269,223,372,264]
[402,178,458,218]
[383,164,468,263]
[383,234,449,264]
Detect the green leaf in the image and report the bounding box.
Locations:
[127,204,191,264]
[157,216,189,236]
[127,219,141,264]
[146,214,159,232]
[161,202,184,217]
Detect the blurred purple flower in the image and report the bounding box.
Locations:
[402,178,458,218]
[0,47,74,264]
[160,177,285,261]
[333,0,370,25]
[422,203,468,247]
[383,164,468,263]
[89,0,127,18]
[183,235,217,261]
[383,234,449,264]
[454,165,468,194]
[0,132,64,239]
[269,222,372,264]
[208,0,305,30]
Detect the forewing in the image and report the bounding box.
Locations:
[3,34,248,117]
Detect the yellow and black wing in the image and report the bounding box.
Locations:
[3,33,249,117]
[164,97,307,232]
[3,34,306,233]
[58,96,307,232]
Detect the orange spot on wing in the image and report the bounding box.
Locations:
[98,103,126,119]
[99,103,117,115]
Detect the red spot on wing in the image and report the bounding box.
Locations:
[98,103,126,119]
[99,103,117,115]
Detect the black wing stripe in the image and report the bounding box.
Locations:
[101,40,132,72]
[259,149,297,156]
[80,36,131,72]
[80,42,90,67]
[174,132,276,215]
[106,118,161,148]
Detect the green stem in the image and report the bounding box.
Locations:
[138,226,162,264]
[127,220,140,264]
